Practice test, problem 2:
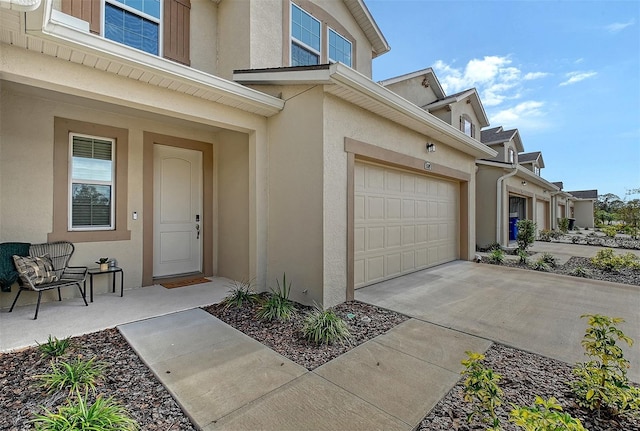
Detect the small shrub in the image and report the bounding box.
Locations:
[486,241,502,251]
[558,217,570,233]
[510,396,586,431]
[461,351,503,430]
[32,389,138,430]
[37,356,105,395]
[221,279,258,309]
[601,225,619,238]
[488,248,505,264]
[571,235,581,244]
[572,314,640,418]
[517,249,528,265]
[257,273,297,321]
[571,266,591,278]
[516,219,536,252]
[590,248,640,271]
[37,335,71,358]
[540,252,558,268]
[302,306,351,345]
[538,229,553,242]
[531,258,550,272]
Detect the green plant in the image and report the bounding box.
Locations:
[517,249,529,265]
[486,241,502,251]
[516,219,537,253]
[37,335,72,358]
[558,218,570,234]
[571,266,590,278]
[601,225,619,238]
[461,351,503,430]
[37,356,105,395]
[96,257,110,264]
[32,389,138,430]
[510,396,586,431]
[257,273,297,321]
[538,229,553,242]
[531,258,550,272]
[488,248,505,264]
[220,279,258,309]
[572,314,640,417]
[302,306,351,345]
[540,252,558,268]
[590,248,640,271]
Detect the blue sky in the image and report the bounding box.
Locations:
[367,0,640,200]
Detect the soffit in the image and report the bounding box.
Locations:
[0,7,284,117]
[343,0,390,57]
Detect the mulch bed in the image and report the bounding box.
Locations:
[202,297,410,370]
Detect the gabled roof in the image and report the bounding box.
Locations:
[233,63,497,159]
[423,88,490,128]
[480,126,524,152]
[343,0,390,58]
[519,151,545,168]
[552,181,563,190]
[568,189,598,199]
[377,68,446,100]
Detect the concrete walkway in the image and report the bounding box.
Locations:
[119,309,490,430]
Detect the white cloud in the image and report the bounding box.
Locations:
[559,71,597,86]
[606,19,635,33]
[523,72,550,80]
[490,101,547,130]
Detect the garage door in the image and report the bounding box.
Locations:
[354,161,459,288]
[536,200,549,232]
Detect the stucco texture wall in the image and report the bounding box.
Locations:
[382,77,439,109]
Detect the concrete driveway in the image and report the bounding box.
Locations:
[356,260,640,382]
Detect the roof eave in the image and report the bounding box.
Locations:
[343,0,390,57]
[235,64,497,159]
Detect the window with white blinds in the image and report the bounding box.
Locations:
[69,134,116,230]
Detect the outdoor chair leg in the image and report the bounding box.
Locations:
[77,284,88,306]
[8,288,23,312]
[34,291,42,320]
[57,287,62,301]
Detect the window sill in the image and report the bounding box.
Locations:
[48,229,131,243]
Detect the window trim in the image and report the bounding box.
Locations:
[103,0,164,57]
[461,115,475,138]
[290,3,321,66]
[50,118,131,243]
[327,26,352,66]
[68,133,116,231]
[508,148,515,164]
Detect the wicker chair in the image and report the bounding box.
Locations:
[9,241,88,319]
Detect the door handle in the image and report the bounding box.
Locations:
[196,224,200,240]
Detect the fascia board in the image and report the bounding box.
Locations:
[516,166,560,190]
[233,69,334,85]
[328,64,497,159]
[26,0,284,115]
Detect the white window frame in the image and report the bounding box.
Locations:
[508,148,515,164]
[68,133,116,231]
[103,0,163,56]
[534,165,540,176]
[461,116,474,138]
[327,27,352,66]
[290,3,321,66]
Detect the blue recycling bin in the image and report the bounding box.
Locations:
[509,216,519,241]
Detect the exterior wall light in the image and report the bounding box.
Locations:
[426,143,436,153]
[521,181,527,186]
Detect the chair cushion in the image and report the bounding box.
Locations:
[12,254,59,286]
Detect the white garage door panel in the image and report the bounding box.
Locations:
[536,201,549,233]
[354,162,459,288]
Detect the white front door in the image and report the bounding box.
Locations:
[153,145,202,277]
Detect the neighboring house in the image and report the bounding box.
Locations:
[0,0,496,309]
[476,128,559,248]
[566,190,597,229]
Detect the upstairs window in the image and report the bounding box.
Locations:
[508,148,515,164]
[461,115,476,138]
[61,0,190,65]
[291,4,321,66]
[329,28,352,66]
[69,134,115,230]
[534,166,540,176]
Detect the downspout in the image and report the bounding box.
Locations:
[0,0,40,11]
[496,164,518,245]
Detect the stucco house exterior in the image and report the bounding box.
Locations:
[0,0,496,310]
[476,127,560,248]
[566,189,597,228]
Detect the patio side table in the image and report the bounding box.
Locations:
[87,266,124,303]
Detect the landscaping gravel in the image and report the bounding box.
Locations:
[2,294,638,430]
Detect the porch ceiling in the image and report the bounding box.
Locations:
[0,6,284,118]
